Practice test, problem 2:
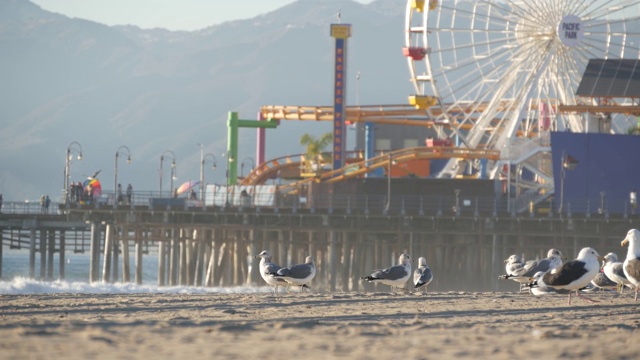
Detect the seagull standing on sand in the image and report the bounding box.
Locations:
[413,257,433,293]
[271,256,316,292]
[535,247,603,305]
[621,229,640,301]
[502,254,525,278]
[254,250,288,295]
[588,252,617,292]
[361,253,412,292]
[590,272,617,292]
[500,249,565,283]
[528,271,565,296]
[602,252,630,294]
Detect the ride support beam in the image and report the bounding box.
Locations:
[226,112,279,186]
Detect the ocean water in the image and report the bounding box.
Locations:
[0,251,269,295]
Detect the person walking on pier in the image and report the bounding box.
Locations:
[117,183,123,205]
[0,193,3,213]
[75,182,83,203]
[126,184,133,205]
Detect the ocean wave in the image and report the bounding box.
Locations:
[0,277,271,295]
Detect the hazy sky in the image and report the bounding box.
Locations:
[31,0,375,31]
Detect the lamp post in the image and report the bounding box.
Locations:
[559,151,577,214]
[199,144,217,201]
[159,150,176,197]
[224,152,234,205]
[114,145,132,203]
[64,141,83,204]
[385,153,395,213]
[240,157,255,178]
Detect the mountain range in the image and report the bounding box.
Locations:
[0,0,410,201]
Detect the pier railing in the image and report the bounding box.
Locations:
[2,189,635,219]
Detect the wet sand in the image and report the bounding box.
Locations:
[0,290,639,359]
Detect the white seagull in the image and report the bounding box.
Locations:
[361,253,412,292]
[500,249,565,291]
[502,249,565,281]
[601,252,630,294]
[621,229,640,301]
[536,247,603,305]
[413,257,433,293]
[528,271,568,296]
[272,256,316,292]
[501,254,526,279]
[254,250,288,295]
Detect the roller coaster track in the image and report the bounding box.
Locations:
[240,151,364,186]
[240,153,303,186]
[244,146,500,192]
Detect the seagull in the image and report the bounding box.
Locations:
[535,247,603,305]
[527,271,568,296]
[413,257,433,293]
[254,250,288,296]
[271,256,316,292]
[601,252,630,294]
[361,253,412,292]
[500,249,565,291]
[590,272,617,292]
[500,254,526,279]
[621,229,640,301]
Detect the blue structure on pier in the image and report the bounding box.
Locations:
[551,131,640,214]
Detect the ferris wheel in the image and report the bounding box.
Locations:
[404,0,640,181]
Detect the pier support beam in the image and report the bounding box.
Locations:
[194,229,204,287]
[47,230,55,280]
[329,231,337,292]
[89,222,100,283]
[341,231,351,292]
[59,231,65,280]
[29,228,36,279]
[179,233,187,286]
[158,238,166,286]
[121,226,131,283]
[102,223,113,283]
[112,228,119,283]
[205,232,217,287]
[169,229,178,286]
[39,229,46,279]
[135,236,143,285]
[248,229,259,286]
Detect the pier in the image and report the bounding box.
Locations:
[1,196,637,292]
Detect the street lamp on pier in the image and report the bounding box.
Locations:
[114,145,132,203]
[240,157,255,178]
[559,151,578,214]
[159,150,176,197]
[199,144,217,201]
[223,152,234,206]
[64,141,83,204]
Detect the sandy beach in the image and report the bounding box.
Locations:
[0,290,639,359]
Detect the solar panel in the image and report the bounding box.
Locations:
[576,59,640,98]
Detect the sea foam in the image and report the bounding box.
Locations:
[0,277,271,295]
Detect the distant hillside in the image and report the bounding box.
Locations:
[0,0,410,201]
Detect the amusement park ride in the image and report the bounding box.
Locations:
[226,0,640,211]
